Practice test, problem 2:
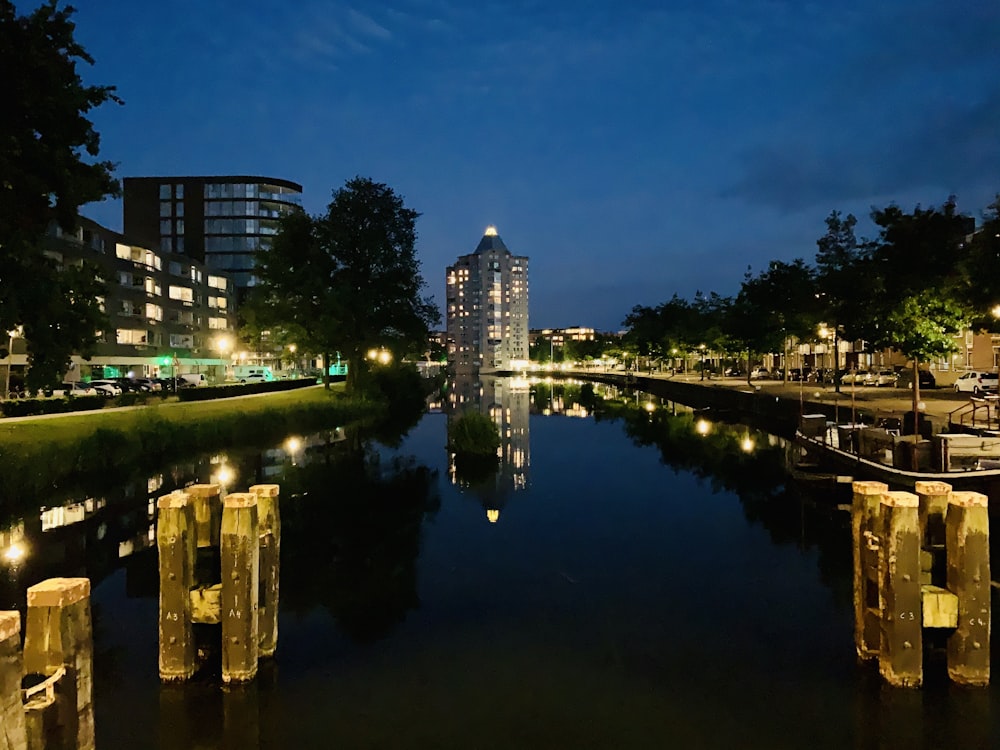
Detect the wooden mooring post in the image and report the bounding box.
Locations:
[1,577,95,750]
[851,480,990,687]
[156,483,280,684]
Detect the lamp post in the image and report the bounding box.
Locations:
[1,329,14,397]
[699,344,706,381]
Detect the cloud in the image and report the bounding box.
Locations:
[725,87,1000,213]
[346,8,392,40]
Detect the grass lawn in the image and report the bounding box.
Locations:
[0,383,353,449]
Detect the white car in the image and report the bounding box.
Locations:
[50,382,97,397]
[89,379,123,397]
[953,371,999,395]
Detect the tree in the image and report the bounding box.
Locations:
[249,177,440,392]
[0,0,120,388]
[733,260,819,382]
[813,211,876,389]
[961,196,1000,330]
[883,291,968,446]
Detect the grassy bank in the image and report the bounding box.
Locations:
[0,384,382,500]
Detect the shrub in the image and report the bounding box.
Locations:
[449,412,501,457]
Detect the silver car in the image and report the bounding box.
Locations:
[867,369,898,387]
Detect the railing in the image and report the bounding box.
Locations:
[948,396,999,431]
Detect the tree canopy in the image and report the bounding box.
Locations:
[0,0,120,388]
[619,194,994,376]
[246,177,440,391]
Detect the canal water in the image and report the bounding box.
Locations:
[1,377,997,748]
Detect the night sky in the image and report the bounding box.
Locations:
[60,0,1000,331]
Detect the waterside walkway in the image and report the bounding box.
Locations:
[564,369,983,434]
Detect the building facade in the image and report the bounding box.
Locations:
[446,226,529,371]
[28,217,237,382]
[122,175,302,300]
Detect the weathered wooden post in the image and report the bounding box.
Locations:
[878,491,922,688]
[157,491,197,682]
[186,483,222,549]
[221,493,259,683]
[22,578,94,750]
[946,490,990,686]
[852,481,887,660]
[250,484,280,658]
[0,611,27,750]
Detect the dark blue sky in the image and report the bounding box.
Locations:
[62,0,1000,331]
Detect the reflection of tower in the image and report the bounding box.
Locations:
[447,374,531,522]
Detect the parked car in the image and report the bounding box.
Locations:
[89,379,123,397]
[896,369,936,390]
[841,370,870,386]
[867,369,898,387]
[806,368,834,384]
[114,377,146,393]
[133,378,161,392]
[156,377,195,390]
[749,367,770,380]
[48,382,97,397]
[178,373,207,387]
[953,371,999,395]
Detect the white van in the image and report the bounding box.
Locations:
[229,366,272,383]
[178,373,208,387]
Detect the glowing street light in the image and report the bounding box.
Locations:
[368,348,392,365]
[215,335,233,355]
[3,542,27,564]
[212,464,235,487]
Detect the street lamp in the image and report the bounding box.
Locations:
[699,344,706,381]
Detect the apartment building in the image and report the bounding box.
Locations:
[446,226,529,371]
[123,175,302,301]
[31,217,237,381]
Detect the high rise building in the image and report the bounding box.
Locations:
[123,175,302,301]
[446,226,529,371]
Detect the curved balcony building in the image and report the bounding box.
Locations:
[123,175,303,301]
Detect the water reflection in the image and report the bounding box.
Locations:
[279,442,439,641]
[446,373,530,521]
[2,378,997,747]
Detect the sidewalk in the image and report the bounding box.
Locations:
[610,369,975,432]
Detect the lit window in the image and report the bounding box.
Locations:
[168,285,194,302]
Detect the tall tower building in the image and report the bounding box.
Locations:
[446,226,529,370]
[123,175,302,301]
